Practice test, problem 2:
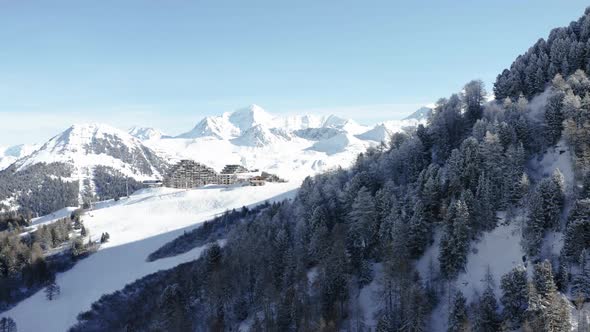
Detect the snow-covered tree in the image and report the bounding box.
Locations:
[562,199,590,260]
[347,186,376,271]
[463,80,487,127]
[474,174,496,232]
[439,200,471,279]
[0,317,16,332]
[501,266,528,327]
[532,260,557,300]
[407,201,431,258]
[473,279,501,332]
[447,291,468,332]
[524,170,565,256]
[45,279,60,301]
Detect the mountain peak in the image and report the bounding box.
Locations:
[15,122,165,179]
[228,104,274,132]
[128,127,165,141]
[403,106,433,121]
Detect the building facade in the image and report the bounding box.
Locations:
[164,160,219,188]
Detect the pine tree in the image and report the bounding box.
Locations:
[45,279,60,301]
[524,283,545,331]
[0,317,16,332]
[480,132,504,202]
[447,291,468,332]
[475,174,496,232]
[504,143,526,207]
[555,252,569,291]
[524,171,565,256]
[545,293,571,332]
[347,186,376,271]
[474,286,501,332]
[439,200,471,279]
[158,283,191,332]
[562,199,590,260]
[571,250,590,302]
[532,260,557,300]
[544,90,565,146]
[500,266,528,327]
[407,201,431,258]
[463,80,487,127]
[459,137,481,192]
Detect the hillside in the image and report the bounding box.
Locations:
[4,183,298,332]
[63,8,590,332]
[0,124,168,215]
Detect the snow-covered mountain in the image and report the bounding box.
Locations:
[403,106,433,121]
[228,104,275,132]
[146,104,426,179]
[128,127,166,141]
[355,123,394,142]
[0,143,38,171]
[177,114,240,139]
[231,125,291,147]
[15,123,167,180]
[0,105,427,214]
[307,132,366,155]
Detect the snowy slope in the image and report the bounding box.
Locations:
[307,132,368,156]
[355,124,393,142]
[228,104,275,132]
[0,144,39,171]
[416,218,526,332]
[321,114,369,134]
[176,114,240,139]
[231,125,291,147]
[403,106,433,121]
[6,182,299,332]
[128,127,166,141]
[14,123,167,181]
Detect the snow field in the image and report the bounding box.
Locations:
[5,183,299,332]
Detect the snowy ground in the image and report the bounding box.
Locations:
[146,135,372,181]
[5,182,299,332]
[417,219,526,332]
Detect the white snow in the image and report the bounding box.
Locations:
[355,263,383,329]
[147,133,370,182]
[14,123,164,188]
[5,182,299,332]
[403,106,432,121]
[418,218,526,332]
[355,124,393,143]
[0,143,39,171]
[528,139,576,192]
[307,133,369,156]
[128,126,166,141]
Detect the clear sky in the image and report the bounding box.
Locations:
[0,0,589,145]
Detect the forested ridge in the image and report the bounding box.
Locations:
[69,8,590,332]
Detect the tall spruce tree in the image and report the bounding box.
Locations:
[447,291,468,332]
[439,200,471,279]
[473,267,500,332]
[501,266,529,327]
[0,317,16,332]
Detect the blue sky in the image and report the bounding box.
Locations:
[0,0,589,145]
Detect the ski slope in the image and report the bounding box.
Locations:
[5,183,299,332]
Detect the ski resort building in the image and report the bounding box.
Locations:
[249,176,266,186]
[220,164,249,174]
[218,164,251,185]
[164,161,278,188]
[164,160,219,188]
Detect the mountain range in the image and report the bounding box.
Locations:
[0,105,430,214]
